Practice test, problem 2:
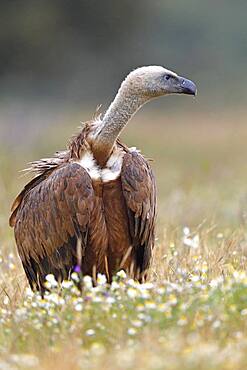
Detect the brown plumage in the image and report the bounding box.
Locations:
[10,66,196,290]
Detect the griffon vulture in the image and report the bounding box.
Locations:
[10,66,197,290]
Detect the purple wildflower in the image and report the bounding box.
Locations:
[74,264,81,273]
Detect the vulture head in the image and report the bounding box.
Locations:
[123,65,197,99]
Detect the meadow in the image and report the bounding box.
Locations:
[0,108,247,369]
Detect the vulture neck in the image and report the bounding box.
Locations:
[92,79,149,167]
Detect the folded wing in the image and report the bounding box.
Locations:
[10,162,94,290]
[121,151,157,279]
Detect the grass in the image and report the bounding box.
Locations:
[0,108,247,369]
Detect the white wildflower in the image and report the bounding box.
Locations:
[92,296,102,303]
[157,287,165,295]
[71,272,80,282]
[233,270,246,282]
[141,282,154,290]
[177,316,188,326]
[183,234,200,249]
[90,342,105,355]
[212,320,221,329]
[46,293,62,305]
[75,303,83,312]
[131,320,142,328]
[209,279,219,288]
[127,328,136,336]
[241,308,247,316]
[191,275,200,282]
[139,289,150,299]
[25,287,34,298]
[97,273,107,285]
[83,275,93,289]
[127,279,137,287]
[86,329,95,336]
[9,263,16,270]
[110,281,119,290]
[106,296,116,304]
[3,296,9,305]
[45,274,58,288]
[145,301,156,309]
[61,280,73,289]
[168,295,178,306]
[183,227,190,236]
[116,270,127,279]
[209,277,224,288]
[127,288,138,299]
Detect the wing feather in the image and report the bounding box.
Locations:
[121,151,157,277]
[13,162,94,289]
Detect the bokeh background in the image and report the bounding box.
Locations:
[1,4,247,367]
[1,0,247,235]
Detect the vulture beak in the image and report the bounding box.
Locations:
[177,76,197,96]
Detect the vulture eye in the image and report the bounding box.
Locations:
[165,75,171,81]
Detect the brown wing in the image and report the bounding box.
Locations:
[11,162,94,290]
[121,151,157,279]
[9,170,53,228]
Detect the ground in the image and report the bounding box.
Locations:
[0,109,247,369]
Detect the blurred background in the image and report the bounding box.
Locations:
[1,0,247,237]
